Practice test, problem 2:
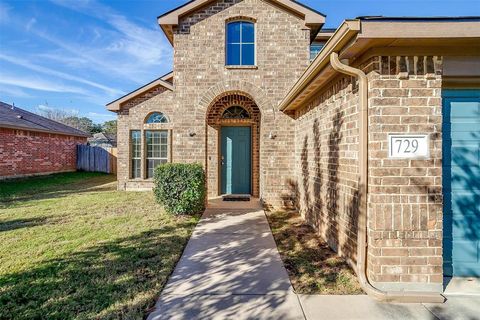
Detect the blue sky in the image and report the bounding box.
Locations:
[1,0,479,123]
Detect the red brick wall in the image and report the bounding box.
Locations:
[0,128,86,178]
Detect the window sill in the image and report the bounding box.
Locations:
[225,65,258,70]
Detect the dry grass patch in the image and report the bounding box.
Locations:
[265,209,363,295]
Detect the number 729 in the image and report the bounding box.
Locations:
[396,139,419,154]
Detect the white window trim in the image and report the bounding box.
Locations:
[225,20,256,67]
[145,112,169,124]
[145,130,169,179]
[130,130,142,179]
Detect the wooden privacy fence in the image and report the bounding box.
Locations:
[77,145,117,174]
[108,147,117,174]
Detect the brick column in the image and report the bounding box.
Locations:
[367,56,444,292]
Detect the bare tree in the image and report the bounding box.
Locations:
[36,104,108,134]
[36,105,77,122]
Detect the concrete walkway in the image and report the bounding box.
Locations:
[148,198,305,319]
[299,295,480,320]
[148,199,480,320]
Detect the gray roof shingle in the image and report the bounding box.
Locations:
[88,132,117,146]
[0,101,90,137]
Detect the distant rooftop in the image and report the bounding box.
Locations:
[0,102,90,137]
[88,132,117,146]
[356,15,480,21]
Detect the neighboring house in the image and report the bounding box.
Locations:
[106,0,480,300]
[0,102,89,179]
[88,132,117,149]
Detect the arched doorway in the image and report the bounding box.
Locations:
[206,92,261,197]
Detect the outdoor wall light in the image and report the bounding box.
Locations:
[189,131,196,137]
[269,131,277,139]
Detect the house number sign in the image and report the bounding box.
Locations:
[388,134,430,159]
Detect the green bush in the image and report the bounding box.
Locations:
[153,163,206,215]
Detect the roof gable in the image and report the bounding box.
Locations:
[106,76,174,111]
[158,0,325,44]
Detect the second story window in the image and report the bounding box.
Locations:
[226,21,255,66]
[310,42,325,61]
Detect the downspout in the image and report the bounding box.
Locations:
[329,52,445,304]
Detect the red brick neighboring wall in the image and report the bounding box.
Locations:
[0,128,86,178]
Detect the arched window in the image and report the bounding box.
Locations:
[226,21,255,66]
[145,112,168,124]
[222,106,250,119]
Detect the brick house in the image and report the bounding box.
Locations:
[0,102,89,179]
[106,0,480,301]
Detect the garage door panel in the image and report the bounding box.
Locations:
[452,241,478,262]
[448,99,480,119]
[444,133,480,142]
[443,168,480,191]
[447,123,480,133]
[443,145,480,165]
[443,90,480,277]
[452,264,480,277]
[446,164,480,178]
[451,217,480,239]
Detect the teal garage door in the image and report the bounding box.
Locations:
[221,126,251,195]
[443,89,480,277]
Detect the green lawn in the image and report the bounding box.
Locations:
[0,172,200,320]
[266,210,363,295]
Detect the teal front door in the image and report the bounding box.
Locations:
[442,89,480,277]
[221,126,251,194]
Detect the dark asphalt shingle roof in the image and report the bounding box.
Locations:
[0,101,90,137]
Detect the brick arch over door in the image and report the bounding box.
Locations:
[198,80,275,116]
[205,91,262,197]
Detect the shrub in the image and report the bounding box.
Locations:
[153,163,206,215]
